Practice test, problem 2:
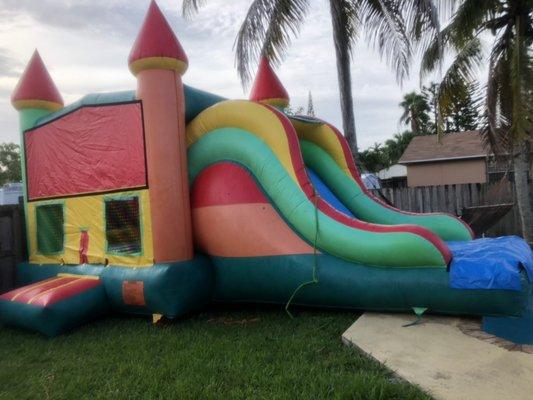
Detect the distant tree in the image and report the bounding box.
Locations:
[383,131,416,165]
[422,82,439,134]
[399,92,431,135]
[283,105,305,116]
[422,80,479,134]
[441,81,480,133]
[307,91,315,117]
[0,143,21,186]
[359,130,416,173]
[359,143,388,173]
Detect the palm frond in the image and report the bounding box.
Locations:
[448,0,500,48]
[480,25,513,153]
[360,0,411,82]
[436,37,483,137]
[181,0,207,19]
[509,15,533,142]
[234,0,310,85]
[402,0,442,47]
[419,24,455,79]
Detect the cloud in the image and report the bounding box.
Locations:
[0,0,420,150]
[0,48,22,78]
[0,0,145,40]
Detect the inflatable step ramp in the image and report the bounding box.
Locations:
[0,274,108,337]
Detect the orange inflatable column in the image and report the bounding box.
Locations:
[128,1,193,262]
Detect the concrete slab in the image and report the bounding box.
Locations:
[342,313,533,400]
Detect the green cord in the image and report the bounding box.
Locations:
[285,188,320,318]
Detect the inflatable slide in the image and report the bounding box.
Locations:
[1,1,532,337]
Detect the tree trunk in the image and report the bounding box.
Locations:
[513,139,532,242]
[329,2,359,169]
[411,113,418,135]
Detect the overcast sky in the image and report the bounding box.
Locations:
[0,0,428,150]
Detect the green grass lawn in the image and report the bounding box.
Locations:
[0,306,430,400]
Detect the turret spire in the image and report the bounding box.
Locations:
[11,50,63,111]
[128,0,188,76]
[249,57,289,108]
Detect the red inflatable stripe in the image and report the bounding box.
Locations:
[0,277,75,303]
[0,276,101,307]
[29,278,101,307]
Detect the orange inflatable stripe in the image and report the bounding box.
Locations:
[192,203,316,257]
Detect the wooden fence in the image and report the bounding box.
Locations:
[0,203,26,294]
[371,181,525,237]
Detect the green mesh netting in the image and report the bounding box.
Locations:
[36,204,64,254]
[105,198,141,254]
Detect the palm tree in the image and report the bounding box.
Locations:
[399,92,431,135]
[384,131,416,164]
[418,0,532,241]
[182,0,413,166]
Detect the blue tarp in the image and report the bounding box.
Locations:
[448,236,533,291]
[306,167,355,218]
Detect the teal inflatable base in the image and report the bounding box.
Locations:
[15,255,214,319]
[210,254,529,317]
[483,286,533,344]
[2,252,529,336]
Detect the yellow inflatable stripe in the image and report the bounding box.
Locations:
[290,118,354,180]
[186,100,299,183]
[9,277,64,301]
[27,278,83,304]
[57,273,100,280]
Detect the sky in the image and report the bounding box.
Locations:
[0,0,427,150]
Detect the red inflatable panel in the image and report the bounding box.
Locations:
[25,103,146,200]
[191,162,268,207]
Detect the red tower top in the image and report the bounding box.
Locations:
[249,57,289,108]
[11,50,63,112]
[128,0,188,76]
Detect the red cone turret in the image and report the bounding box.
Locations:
[11,50,63,111]
[128,0,188,76]
[249,57,289,108]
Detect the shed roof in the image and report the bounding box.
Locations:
[399,131,488,164]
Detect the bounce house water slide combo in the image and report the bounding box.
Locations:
[1,1,532,338]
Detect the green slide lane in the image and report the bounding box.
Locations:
[188,128,448,268]
[300,140,472,241]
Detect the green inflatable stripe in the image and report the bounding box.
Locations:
[188,128,448,268]
[300,140,472,241]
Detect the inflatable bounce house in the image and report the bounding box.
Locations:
[1,1,532,338]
